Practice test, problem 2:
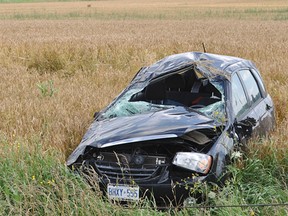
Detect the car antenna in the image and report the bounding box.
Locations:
[202,42,207,53]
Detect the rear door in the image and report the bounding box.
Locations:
[237,69,274,136]
[231,72,259,140]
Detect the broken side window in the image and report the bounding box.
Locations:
[195,80,226,122]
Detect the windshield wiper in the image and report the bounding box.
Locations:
[149,104,175,109]
[125,108,136,115]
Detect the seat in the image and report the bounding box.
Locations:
[165,74,185,91]
[164,74,191,106]
[191,80,202,93]
[191,78,208,93]
[145,81,166,104]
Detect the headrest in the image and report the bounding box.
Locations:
[145,81,166,100]
[165,74,185,91]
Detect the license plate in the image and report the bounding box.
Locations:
[107,184,140,201]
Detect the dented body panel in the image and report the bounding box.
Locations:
[67,52,275,205]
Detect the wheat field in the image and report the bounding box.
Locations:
[1,19,287,157]
[0,0,288,214]
[1,0,288,20]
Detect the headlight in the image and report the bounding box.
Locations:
[172,152,212,174]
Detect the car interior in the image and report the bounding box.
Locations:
[129,68,222,108]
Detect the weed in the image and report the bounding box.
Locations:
[37,80,57,97]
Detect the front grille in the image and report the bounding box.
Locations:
[92,152,168,182]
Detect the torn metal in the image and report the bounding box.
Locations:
[67,52,274,206]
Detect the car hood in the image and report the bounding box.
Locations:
[67,106,218,166]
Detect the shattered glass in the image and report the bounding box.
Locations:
[196,80,226,122]
[101,88,174,119]
[101,78,226,121]
[100,53,231,122]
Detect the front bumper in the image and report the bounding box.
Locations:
[98,176,205,206]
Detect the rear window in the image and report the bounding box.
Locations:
[238,70,262,104]
[231,74,249,117]
[251,68,266,96]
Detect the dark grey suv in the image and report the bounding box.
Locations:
[67,52,275,205]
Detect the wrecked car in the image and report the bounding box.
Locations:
[67,52,275,205]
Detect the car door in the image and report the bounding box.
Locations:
[237,69,274,137]
[231,71,259,141]
[249,68,275,134]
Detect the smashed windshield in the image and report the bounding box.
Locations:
[101,88,175,119]
[100,78,225,121]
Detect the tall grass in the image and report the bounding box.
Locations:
[0,135,166,215]
[0,0,288,21]
[0,1,288,215]
[1,8,288,21]
[1,136,287,215]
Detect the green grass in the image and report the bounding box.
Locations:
[0,135,164,215]
[1,133,287,215]
[1,7,288,21]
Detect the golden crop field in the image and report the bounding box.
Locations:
[0,0,287,159]
[1,0,288,20]
[0,1,288,215]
